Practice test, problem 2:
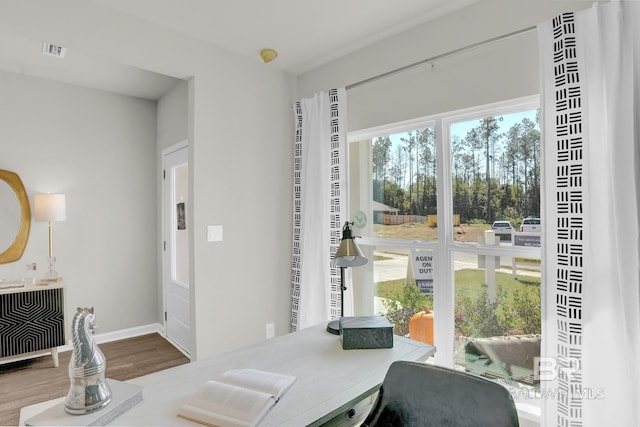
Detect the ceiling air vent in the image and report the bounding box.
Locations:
[42,42,67,59]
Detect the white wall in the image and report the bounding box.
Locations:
[0,72,159,335]
[298,0,595,131]
[0,1,298,361]
[157,80,188,153]
[188,63,296,360]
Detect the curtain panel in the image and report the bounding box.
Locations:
[290,88,349,332]
[538,2,640,425]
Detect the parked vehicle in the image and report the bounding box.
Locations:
[519,217,542,233]
[491,220,514,240]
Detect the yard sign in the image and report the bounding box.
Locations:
[407,249,434,294]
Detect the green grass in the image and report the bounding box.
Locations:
[378,268,540,302]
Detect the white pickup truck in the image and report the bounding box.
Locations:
[519,217,541,233]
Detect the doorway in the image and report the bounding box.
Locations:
[162,142,190,356]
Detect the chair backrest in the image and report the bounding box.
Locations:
[361,361,519,427]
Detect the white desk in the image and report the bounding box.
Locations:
[21,322,435,426]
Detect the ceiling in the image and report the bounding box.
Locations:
[0,0,478,100]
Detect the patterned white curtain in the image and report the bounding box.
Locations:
[538,2,640,425]
[290,88,349,332]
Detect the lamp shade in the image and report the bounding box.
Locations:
[333,222,368,267]
[34,194,66,222]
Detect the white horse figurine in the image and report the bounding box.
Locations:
[64,307,112,415]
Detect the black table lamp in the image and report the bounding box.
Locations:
[327,221,368,335]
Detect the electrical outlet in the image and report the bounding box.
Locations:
[265,322,275,339]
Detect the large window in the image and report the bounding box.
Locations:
[348,97,541,392]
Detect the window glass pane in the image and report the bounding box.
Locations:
[373,246,435,345]
[374,246,410,321]
[173,163,189,285]
[453,251,541,390]
[450,110,540,244]
[372,128,437,241]
[349,98,541,385]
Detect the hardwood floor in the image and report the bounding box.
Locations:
[0,333,189,426]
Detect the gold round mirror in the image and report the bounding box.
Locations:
[0,169,31,264]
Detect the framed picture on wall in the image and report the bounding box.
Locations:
[177,202,186,230]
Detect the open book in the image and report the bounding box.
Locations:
[177,368,296,427]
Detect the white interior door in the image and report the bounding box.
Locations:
[163,143,190,356]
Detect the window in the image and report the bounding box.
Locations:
[348,97,541,392]
[370,127,437,240]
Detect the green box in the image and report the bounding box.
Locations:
[339,316,393,350]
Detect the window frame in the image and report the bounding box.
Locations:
[347,95,542,368]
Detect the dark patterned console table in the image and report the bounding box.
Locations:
[0,284,65,367]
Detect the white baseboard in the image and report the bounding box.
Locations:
[94,323,165,345]
[59,323,165,353]
[0,323,166,366]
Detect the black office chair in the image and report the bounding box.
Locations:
[361,361,519,427]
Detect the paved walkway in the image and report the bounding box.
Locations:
[374,251,540,282]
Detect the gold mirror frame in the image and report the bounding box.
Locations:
[0,169,31,264]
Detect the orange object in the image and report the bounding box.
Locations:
[409,307,434,345]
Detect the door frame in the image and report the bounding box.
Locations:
[161,140,191,358]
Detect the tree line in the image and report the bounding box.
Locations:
[372,111,540,224]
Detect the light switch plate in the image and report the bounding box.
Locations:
[207,225,223,242]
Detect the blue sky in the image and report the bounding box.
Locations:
[450,110,538,140]
[387,109,538,149]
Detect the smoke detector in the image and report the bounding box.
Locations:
[42,42,67,59]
